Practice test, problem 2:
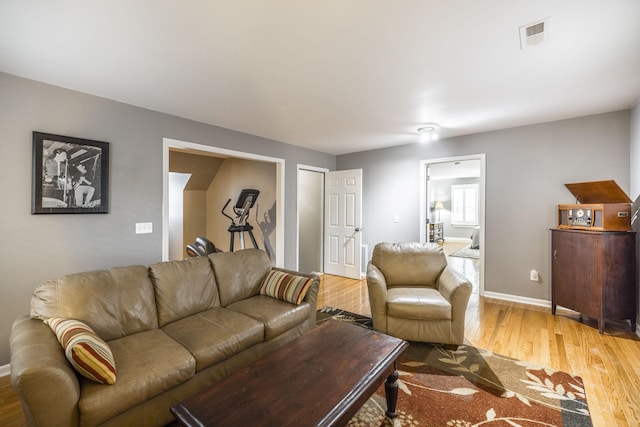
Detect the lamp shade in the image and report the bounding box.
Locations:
[434,201,444,210]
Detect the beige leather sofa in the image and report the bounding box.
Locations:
[366,242,471,345]
[10,249,319,427]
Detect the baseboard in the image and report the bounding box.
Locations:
[0,363,10,378]
[444,237,472,243]
[482,291,551,308]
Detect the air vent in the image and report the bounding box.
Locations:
[519,18,550,49]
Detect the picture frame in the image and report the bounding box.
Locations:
[32,131,109,214]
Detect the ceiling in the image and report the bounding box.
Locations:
[2,1,639,155]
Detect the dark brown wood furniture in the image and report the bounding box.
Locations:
[551,228,637,333]
[171,320,409,427]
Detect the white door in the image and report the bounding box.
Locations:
[323,169,362,279]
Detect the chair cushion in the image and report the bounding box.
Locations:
[227,295,311,340]
[260,270,314,304]
[371,242,447,286]
[387,288,452,321]
[44,317,116,385]
[161,307,264,372]
[79,329,195,427]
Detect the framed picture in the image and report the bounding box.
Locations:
[32,132,109,214]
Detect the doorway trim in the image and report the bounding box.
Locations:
[162,138,285,267]
[296,164,329,272]
[420,154,486,295]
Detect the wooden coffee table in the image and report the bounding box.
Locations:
[171,319,408,426]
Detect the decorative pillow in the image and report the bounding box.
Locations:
[44,317,117,385]
[260,270,313,305]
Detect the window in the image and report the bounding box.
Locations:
[451,183,478,226]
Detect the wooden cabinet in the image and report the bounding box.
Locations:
[428,222,444,243]
[551,228,636,333]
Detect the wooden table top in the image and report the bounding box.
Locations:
[171,319,408,427]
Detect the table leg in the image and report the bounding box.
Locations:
[384,364,400,419]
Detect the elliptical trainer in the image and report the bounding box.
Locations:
[221,189,260,251]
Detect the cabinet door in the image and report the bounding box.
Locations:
[551,231,600,316]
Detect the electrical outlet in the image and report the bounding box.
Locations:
[529,269,539,282]
[393,214,400,223]
[136,222,153,234]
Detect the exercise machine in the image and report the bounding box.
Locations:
[186,236,221,257]
[222,189,260,251]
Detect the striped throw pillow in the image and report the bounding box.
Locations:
[260,270,313,305]
[44,318,117,385]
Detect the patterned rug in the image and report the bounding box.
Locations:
[448,245,480,259]
[317,307,592,427]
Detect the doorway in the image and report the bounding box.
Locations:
[297,165,327,273]
[420,154,485,294]
[162,138,285,267]
[296,167,363,279]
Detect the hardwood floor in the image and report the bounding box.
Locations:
[2,246,639,426]
[317,243,640,427]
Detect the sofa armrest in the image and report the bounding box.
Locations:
[272,267,320,325]
[365,263,388,333]
[10,315,80,427]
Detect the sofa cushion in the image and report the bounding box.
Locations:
[227,295,311,341]
[209,249,271,306]
[162,308,264,372]
[387,287,452,321]
[78,329,195,427]
[149,257,220,327]
[31,265,158,341]
[260,270,314,305]
[44,317,117,385]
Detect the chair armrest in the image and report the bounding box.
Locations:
[437,266,472,316]
[366,263,388,333]
[10,315,80,427]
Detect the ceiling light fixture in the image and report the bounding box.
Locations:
[418,125,438,143]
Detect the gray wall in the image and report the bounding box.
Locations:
[338,110,633,303]
[0,72,335,365]
[631,101,640,329]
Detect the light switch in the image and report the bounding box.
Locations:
[136,222,153,234]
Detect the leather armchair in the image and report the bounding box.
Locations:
[366,242,472,345]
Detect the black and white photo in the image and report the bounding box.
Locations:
[32,132,109,214]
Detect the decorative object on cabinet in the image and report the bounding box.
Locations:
[32,131,109,214]
[558,180,632,231]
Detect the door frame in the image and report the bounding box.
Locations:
[296,164,329,272]
[420,154,486,295]
[162,138,285,267]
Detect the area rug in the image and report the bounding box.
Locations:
[318,307,592,427]
[449,245,479,259]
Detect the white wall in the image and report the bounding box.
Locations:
[168,173,191,259]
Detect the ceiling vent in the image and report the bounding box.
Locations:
[519,18,550,49]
